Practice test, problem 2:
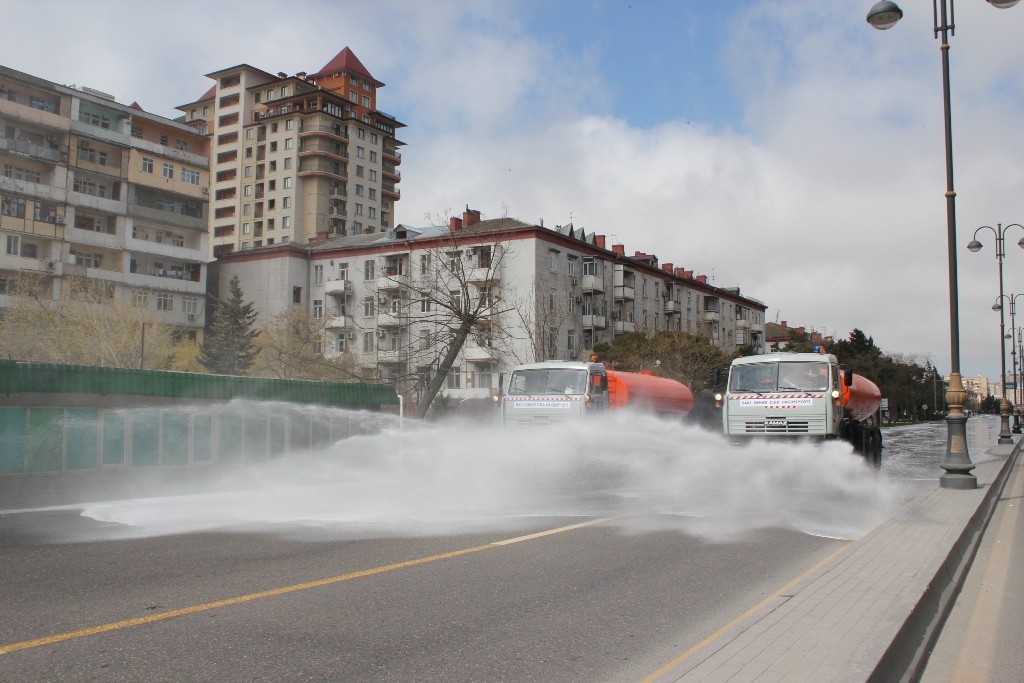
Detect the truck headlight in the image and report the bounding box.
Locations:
[714,393,723,402]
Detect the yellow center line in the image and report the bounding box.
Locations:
[0,516,616,656]
[640,538,858,683]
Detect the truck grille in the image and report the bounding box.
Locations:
[744,420,810,433]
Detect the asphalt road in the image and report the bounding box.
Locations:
[0,415,999,682]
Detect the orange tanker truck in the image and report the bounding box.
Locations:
[716,352,883,463]
[499,360,693,426]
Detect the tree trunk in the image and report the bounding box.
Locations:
[414,317,475,419]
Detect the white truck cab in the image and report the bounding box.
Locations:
[498,360,609,426]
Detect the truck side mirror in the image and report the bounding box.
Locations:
[715,368,726,389]
[844,371,854,387]
[498,373,506,396]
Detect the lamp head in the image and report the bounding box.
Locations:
[988,1,1021,8]
[994,302,1003,311]
[867,0,903,29]
[1017,236,1024,249]
[968,239,984,252]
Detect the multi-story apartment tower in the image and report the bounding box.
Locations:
[215,208,767,407]
[178,48,404,259]
[0,65,210,338]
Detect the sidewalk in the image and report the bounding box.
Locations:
[920,435,1024,682]
[650,426,1022,683]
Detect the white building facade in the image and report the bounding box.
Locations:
[216,208,767,407]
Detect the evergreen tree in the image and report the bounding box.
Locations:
[200,276,259,375]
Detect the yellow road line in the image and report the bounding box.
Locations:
[640,538,857,683]
[0,516,615,656]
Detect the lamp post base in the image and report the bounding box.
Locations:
[998,398,1013,444]
[940,374,977,489]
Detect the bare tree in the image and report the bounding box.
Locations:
[253,307,359,381]
[0,273,184,368]
[364,216,526,418]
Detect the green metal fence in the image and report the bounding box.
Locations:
[0,360,399,407]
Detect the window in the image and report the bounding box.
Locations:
[141,157,153,173]
[182,296,198,315]
[284,138,294,150]
[313,299,323,319]
[356,165,364,177]
[156,292,174,311]
[176,139,189,151]
[292,286,302,304]
[357,128,365,140]
[369,170,376,181]
[363,297,375,316]
[350,90,358,103]
[286,119,295,131]
[363,259,375,280]
[246,128,254,140]
[370,151,378,163]
[355,203,363,216]
[368,207,376,218]
[283,177,292,189]
[567,330,577,352]
[1,195,26,218]
[363,331,374,353]
[420,254,431,274]
[162,162,174,180]
[355,184,363,196]
[283,157,292,169]
[549,250,558,271]
[447,367,462,389]
[369,188,376,200]
[356,146,365,158]
[420,298,432,313]
[182,168,200,185]
[282,216,291,229]
[338,262,349,280]
[132,289,149,308]
[283,196,291,208]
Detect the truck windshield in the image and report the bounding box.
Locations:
[508,368,589,395]
[729,362,830,393]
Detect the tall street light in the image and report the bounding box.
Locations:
[867,0,1021,488]
[968,224,1024,444]
[991,292,1024,433]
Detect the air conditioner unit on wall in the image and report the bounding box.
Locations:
[55,216,66,224]
[376,330,386,338]
[571,278,579,286]
[187,314,196,321]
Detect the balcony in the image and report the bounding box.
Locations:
[377,311,404,328]
[382,167,400,181]
[581,274,604,293]
[67,190,125,215]
[464,344,499,362]
[736,318,750,330]
[66,225,122,250]
[326,315,349,329]
[298,161,346,181]
[0,137,64,165]
[614,320,637,334]
[298,140,348,161]
[704,310,720,323]
[377,348,405,364]
[382,184,400,199]
[377,272,409,290]
[465,265,498,283]
[580,314,607,329]
[664,300,681,314]
[70,120,130,147]
[299,124,348,141]
[324,279,352,296]
[614,285,635,301]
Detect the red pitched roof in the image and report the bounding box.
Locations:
[310,47,384,86]
[130,101,144,111]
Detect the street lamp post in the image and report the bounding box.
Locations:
[968,225,1024,444]
[867,0,1021,488]
[1001,297,1024,432]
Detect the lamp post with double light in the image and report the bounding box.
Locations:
[866,0,1021,487]
[968,224,1024,444]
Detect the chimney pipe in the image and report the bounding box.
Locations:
[611,244,625,256]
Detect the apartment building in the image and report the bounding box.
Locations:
[0,65,210,336]
[215,208,767,406]
[177,48,404,259]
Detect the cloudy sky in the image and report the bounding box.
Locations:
[7,0,1024,380]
